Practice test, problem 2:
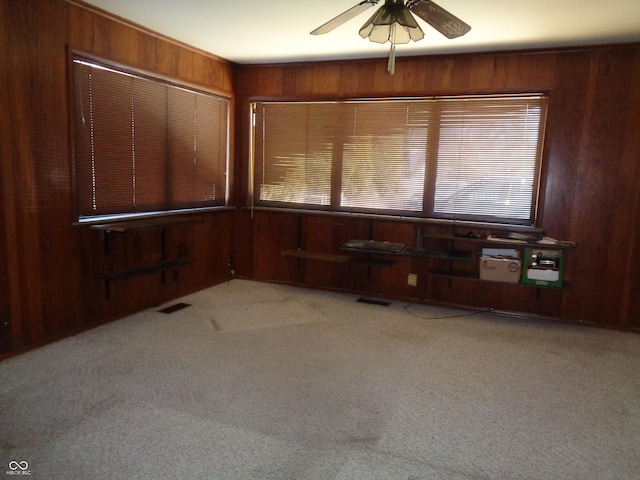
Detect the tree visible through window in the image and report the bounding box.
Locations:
[73,55,230,222]
[252,95,547,226]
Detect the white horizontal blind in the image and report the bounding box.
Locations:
[255,103,336,206]
[253,94,547,225]
[255,100,430,214]
[341,101,428,213]
[433,96,547,222]
[167,88,229,209]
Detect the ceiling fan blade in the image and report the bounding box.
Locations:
[311,1,379,35]
[409,0,471,39]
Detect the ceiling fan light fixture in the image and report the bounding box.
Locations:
[312,0,470,76]
[358,0,424,75]
[359,1,425,44]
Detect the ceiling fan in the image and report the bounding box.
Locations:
[311,0,471,73]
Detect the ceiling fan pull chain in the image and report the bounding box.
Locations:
[388,43,396,75]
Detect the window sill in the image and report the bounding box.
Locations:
[74,206,235,228]
[243,206,544,235]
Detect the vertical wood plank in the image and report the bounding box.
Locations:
[540,51,592,238]
[449,56,472,92]
[469,55,496,91]
[92,13,140,65]
[155,41,181,78]
[312,64,342,95]
[137,33,157,71]
[340,61,376,95]
[0,0,12,352]
[68,3,94,51]
[300,216,336,288]
[503,55,532,90]
[295,65,315,96]
[526,52,557,89]
[609,48,640,327]
[422,58,455,93]
[252,211,300,281]
[178,48,197,83]
[565,49,634,324]
[2,0,47,347]
[249,66,285,96]
[393,57,427,93]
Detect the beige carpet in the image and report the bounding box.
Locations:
[1,279,639,479]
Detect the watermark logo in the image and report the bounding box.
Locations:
[5,461,30,476]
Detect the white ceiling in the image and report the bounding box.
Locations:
[82,0,640,64]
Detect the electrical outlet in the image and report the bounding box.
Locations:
[407,273,418,287]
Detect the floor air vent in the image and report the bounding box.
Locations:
[357,297,391,307]
[158,303,191,314]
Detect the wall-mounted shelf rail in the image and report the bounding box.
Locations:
[418,230,576,289]
[94,258,193,282]
[281,229,576,290]
[91,216,200,299]
[281,249,395,267]
[423,232,577,250]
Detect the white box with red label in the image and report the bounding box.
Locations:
[479,249,521,283]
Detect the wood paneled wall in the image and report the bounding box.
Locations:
[0,0,235,356]
[234,46,640,329]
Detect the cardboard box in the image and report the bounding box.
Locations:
[479,256,521,283]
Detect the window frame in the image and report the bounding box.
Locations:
[70,51,231,224]
[250,94,548,227]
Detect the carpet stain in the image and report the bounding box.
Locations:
[210,318,222,332]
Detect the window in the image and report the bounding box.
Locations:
[252,95,547,226]
[73,55,230,222]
